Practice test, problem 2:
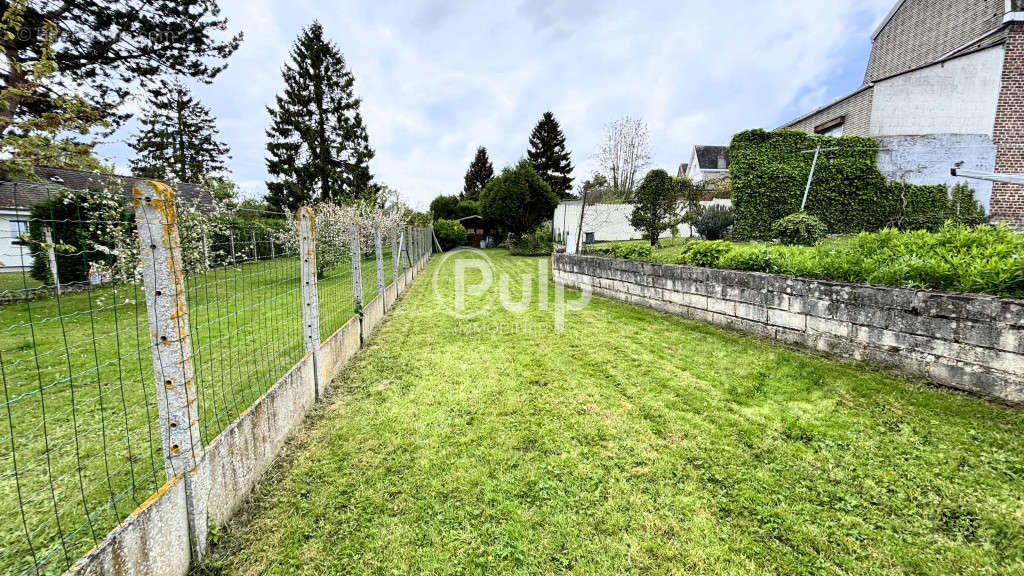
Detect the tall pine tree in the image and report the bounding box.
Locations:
[527,111,574,199]
[462,146,494,201]
[265,21,374,211]
[129,79,230,183]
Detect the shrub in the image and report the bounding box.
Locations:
[887,182,950,231]
[509,224,553,256]
[676,240,731,267]
[629,169,680,246]
[948,182,987,227]
[454,200,479,220]
[729,129,891,240]
[480,160,559,235]
[661,225,1023,298]
[429,195,460,221]
[434,219,467,250]
[771,212,827,246]
[597,243,654,260]
[693,205,734,240]
[29,188,132,284]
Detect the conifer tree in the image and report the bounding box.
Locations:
[527,111,574,199]
[462,146,494,201]
[0,0,241,132]
[265,21,374,211]
[129,79,230,183]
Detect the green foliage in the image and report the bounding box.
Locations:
[0,0,240,134]
[729,129,891,240]
[664,225,1023,297]
[729,129,992,240]
[28,188,131,284]
[463,146,495,201]
[509,224,553,256]
[266,22,374,211]
[527,111,574,199]
[692,204,735,240]
[434,219,468,250]
[593,242,654,260]
[200,251,1024,576]
[771,212,827,246]
[130,79,230,184]
[454,200,479,220]
[888,181,950,232]
[949,182,987,227]
[675,240,732,267]
[629,169,679,246]
[430,195,460,221]
[480,159,559,235]
[0,2,109,179]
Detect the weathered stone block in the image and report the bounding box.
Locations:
[769,309,807,332]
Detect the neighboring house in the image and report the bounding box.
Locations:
[676,163,689,179]
[781,0,1024,228]
[683,146,730,188]
[553,198,732,243]
[0,166,211,272]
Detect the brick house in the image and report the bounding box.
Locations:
[782,0,1024,228]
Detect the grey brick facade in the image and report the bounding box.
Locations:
[784,86,873,136]
[865,0,1005,83]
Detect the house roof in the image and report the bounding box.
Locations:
[0,166,212,210]
[457,214,486,223]
[676,163,689,178]
[871,0,907,40]
[693,146,729,171]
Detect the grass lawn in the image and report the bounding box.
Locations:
[0,249,394,575]
[0,271,43,294]
[203,250,1024,576]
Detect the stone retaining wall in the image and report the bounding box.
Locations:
[553,253,1024,403]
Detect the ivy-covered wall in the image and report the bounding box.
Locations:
[729,129,962,240]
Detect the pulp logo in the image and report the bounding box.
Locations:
[432,248,591,333]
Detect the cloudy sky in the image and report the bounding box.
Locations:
[97,0,895,209]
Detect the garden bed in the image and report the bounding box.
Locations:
[587,224,1024,298]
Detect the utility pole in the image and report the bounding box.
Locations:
[801,142,822,211]
[574,190,588,255]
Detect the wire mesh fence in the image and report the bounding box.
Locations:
[0,180,430,575]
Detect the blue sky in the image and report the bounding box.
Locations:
[96,0,895,208]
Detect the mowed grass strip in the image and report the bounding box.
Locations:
[0,249,392,575]
[203,250,1024,576]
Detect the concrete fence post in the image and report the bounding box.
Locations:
[132,181,208,561]
[229,230,236,265]
[43,227,60,296]
[350,222,363,315]
[298,207,323,398]
[374,226,385,304]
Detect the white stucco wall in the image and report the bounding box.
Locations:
[0,209,33,271]
[870,45,1003,137]
[553,199,732,243]
[876,134,996,212]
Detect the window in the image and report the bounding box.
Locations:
[9,220,28,245]
[815,116,845,137]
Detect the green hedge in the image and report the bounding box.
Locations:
[729,129,985,240]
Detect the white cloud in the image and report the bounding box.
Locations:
[99,0,895,207]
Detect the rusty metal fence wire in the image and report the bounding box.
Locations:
[0,180,431,575]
